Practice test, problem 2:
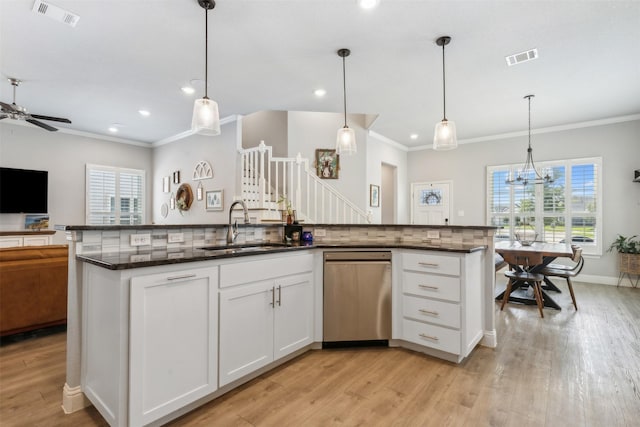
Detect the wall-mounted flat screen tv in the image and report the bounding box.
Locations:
[0,167,48,213]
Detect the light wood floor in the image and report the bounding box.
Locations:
[1,281,639,427]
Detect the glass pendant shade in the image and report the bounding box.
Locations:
[191,97,220,136]
[433,119,457,150]
[336,48,356,155]
[336,126,357,155]
[433,36,458,151]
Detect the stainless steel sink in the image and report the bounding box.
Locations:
[199,244,287,255]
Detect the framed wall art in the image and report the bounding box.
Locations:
[162,176,170,193]
[370,184,380,207]
[315,149,339,179]
[206,190,224,211]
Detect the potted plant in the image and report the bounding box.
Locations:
[277,195,295,225]
[607,234,640,285]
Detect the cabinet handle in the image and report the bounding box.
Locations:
[419,333,439,341]
[418,262,439,268]
[419,309,439,316]
[270,287,275,307]
[418,284,439,290]
[277,285,282,306]
[166,273,197,281]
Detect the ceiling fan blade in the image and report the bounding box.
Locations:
[0,101,18,112]
[26,118,58,132]
[30,114,71,124]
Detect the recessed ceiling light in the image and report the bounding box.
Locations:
[138,109,150,117]
[108,126,118,133]
[357,0,380,10]
[410,133,419,140]
[181,86,196,95]
[314,88,327,97]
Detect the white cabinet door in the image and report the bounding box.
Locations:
[0,237,23,247]
[23,235,52,246]
[129,266,218,427]
[219,280,275,386]
[274,273,314,360]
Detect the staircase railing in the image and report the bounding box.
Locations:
[240,141,372,224]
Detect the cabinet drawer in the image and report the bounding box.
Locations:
[403,295,460,329]
[402,252,460,276]
[220,253,313,288]
[402,318,460,355]
[403,271,460,302]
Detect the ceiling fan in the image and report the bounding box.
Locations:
[0,78,71,132]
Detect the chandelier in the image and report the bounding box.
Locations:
[505,95,553,185]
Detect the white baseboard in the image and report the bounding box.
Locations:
[61,383,91,414]
[481,329,497,348]
[577,274,638,288]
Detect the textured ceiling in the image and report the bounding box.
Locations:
[1,0,639,148]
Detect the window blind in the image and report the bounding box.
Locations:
[487,157,602,255]
[86,165,145,225]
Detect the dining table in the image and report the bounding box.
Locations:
[494,240,574,310]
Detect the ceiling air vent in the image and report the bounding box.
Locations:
[32,0,80,27]
[505,48,538,67]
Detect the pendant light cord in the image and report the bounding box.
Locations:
[204,8,209,99]
[441,42,446,121]
[527,95,532,149]
[342,54,348,128]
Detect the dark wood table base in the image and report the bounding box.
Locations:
[495,278,562,310]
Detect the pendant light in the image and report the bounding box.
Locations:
[433,36,457,151]
[505,95,554,185]
[336,48,356,155]
[191,0,220,136]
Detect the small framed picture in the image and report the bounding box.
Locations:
[162,176,170,193]
[206,190,224,211]
[370,184,380,207]
[315,149,339,179]
[173,170,180,184]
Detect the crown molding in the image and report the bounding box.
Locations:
[407,113,640,152]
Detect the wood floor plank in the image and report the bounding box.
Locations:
[1,282,639,426]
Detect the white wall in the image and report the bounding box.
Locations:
[241,110,288,157]
[366,133,409,224]
[407,119,640,279]
[152,119,241,225]
[0,123,152,244]
[287,111,369,213]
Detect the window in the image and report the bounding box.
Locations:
[86,164,145,225]
[487,157,602,255]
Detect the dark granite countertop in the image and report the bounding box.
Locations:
[56,223,498,231]
[0,230,56,236]
[77,242,486,270]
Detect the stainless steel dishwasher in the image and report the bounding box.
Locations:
[323,251,392,346]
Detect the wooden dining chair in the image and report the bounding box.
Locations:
[500,251,546,317]
[539,247,583,310]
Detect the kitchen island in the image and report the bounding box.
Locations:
[57,223,497,426]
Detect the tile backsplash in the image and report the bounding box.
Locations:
[69,224,494,255]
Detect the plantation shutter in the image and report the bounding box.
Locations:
[87,168,117,224]
[86,165,145,225]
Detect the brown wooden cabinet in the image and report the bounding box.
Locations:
[0,245,68,336]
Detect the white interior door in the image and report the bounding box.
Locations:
[411,181,452,225]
